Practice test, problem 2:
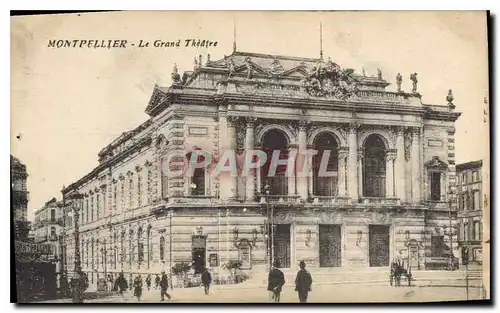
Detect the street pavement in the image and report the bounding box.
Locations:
[44,281,486,303]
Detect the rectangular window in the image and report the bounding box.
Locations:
[50,210,55,222]
[473,190,480,211]
[459,223,464,241]
[459,194,464,211]
[464,223,469,242]
[430,172,441,201]
[474,221,480,241]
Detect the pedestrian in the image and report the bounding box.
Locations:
[201,267,212,295]
[294,261,313,303]
[133,274,143,301]
[155,274,160,290]
[116,271,128,296]
[146,274,152,291]
[160,271,172,301]
[267,260,285,303]
[107,274,113,292]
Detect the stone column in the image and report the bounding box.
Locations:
[287,144,297,197]
[347,124,359,201]
[357,149,364,198]
[245,117,256,202]
[337,147,349,197]
[297,121,309,201]
[226,116,238,200]
[395,127,406,202]
[385,151,396,198]
[411,127,421,203]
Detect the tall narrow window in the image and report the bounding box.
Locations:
[162,159,169,198]
[129,178,134,209]
[113,184,117,211]
[147,170,152,204]
[50,209,55,222]
[120,181,125,212]
[96,194,100,220]
[430,172,441,201]
[363,134,386,197]
[160,236,165,261]
[90,195,94,221]
[85,198,89,224]
[313,133,339,197]
[137,174,142,207]
[138,230,143,263]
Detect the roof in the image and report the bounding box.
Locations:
[456,160,483,171]
[207,50,321,72]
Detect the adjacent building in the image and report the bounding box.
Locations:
[62,49,461,284]
[456,160,483,264]
[33,198,64,263]
[11,155,30,239]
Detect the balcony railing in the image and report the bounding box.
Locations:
[310,196,351,205]
[259,195,301,204]
[360,197,400,205]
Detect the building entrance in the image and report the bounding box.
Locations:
[273,224,291,268]
[319,224,342,267]
[369,225,390,267]
[191,235,206,274]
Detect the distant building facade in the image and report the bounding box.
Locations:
[11,155,30,239]
[456,160,483,264]
[62,50,461,283]
[33,198,64,263]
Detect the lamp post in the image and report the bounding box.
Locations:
[67,191,84,303]
[262,183,274,269]
[447,187,456,271]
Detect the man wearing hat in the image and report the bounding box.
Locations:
[159,271,171,301]
[267,260,285,303]
[294,261,313,303]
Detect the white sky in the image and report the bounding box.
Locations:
[10,11,489,221]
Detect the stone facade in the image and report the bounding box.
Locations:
[62,50,461,282]
[33,198,64,263]
[456,160,483,264]
[11,155,30,240]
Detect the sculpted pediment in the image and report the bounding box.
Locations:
[425,156,448,170]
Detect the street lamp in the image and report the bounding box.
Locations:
[67,191,85,303]
[447,187,457,271]
[262,183,274,269]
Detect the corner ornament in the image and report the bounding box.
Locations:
[301,57,359,100]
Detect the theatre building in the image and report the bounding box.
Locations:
[62,50,461,282]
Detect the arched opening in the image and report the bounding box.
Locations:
[186,151,208,196]
[260,129,289,195]
[363,134,387,197]
[313,132,339,197]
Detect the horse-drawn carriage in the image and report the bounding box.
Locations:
[389,261,413,287]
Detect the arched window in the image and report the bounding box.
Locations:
[261,129,289,195]
[363,134,386,197]
[138,229,144,264]
[187,152,207,196]
[160,236,165,261]
[313,133,339,197]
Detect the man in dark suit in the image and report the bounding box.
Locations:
[294,261,313,303]
[201,267,212,295]
[267,260,285,303]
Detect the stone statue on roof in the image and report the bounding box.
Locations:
[171,63,182,86]
[410,73,418,93]
[396,73,402,92]
[377,68,382,79]
[225,56,235,77]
